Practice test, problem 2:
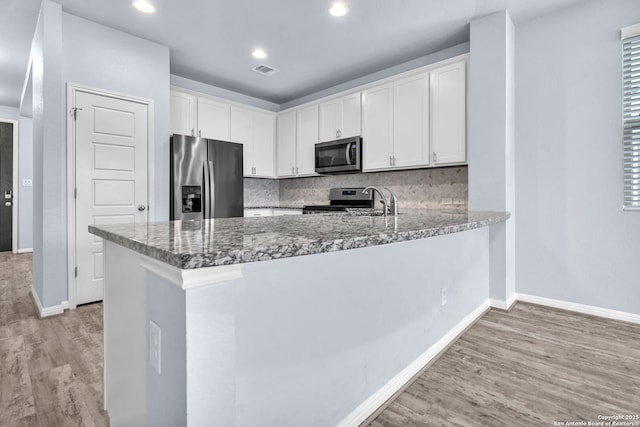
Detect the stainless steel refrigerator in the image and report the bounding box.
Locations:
[170,134,244,220]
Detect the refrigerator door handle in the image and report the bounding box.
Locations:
[208,160,215,218]
[203,161,211,219]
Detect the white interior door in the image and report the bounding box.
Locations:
[74,90,148,305]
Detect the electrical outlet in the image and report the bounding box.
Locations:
[441,287,447,306]
[149,321,162,374]
[22,179,32,187]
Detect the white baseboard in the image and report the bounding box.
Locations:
[337,300,491,427]
[30,286,69,318]
[17,248,33,253]
[489,293,517,311]
[516,293,640,325]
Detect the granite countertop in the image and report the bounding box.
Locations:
[89,209,510,269]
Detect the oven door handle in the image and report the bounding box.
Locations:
[345,142,352,165]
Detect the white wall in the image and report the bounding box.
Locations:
[62,12,171,221]
[31,0,67,307]
[171,75,279,112]
[0,106,19,119]
[144,228,490,426]
[18,116,33,250]
[279,42,470,110]
[30,4,171,309]
[468,11,516,303]
[515,0,640,314]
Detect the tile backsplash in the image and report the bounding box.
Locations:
[245,166,468,209]
[244,178,280,207]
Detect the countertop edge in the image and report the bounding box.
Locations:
[89,211,509,270]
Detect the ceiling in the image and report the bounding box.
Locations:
[1,0,590,109]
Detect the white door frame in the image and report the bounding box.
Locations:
[0,118,19,254]
[66,83,154,309]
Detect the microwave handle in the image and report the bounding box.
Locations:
[345,142,352,165]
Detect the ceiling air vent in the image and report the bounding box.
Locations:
[252,64,279,76]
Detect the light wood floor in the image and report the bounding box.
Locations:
[2,252,639,426]
[367,302,640,426]
[0,252,108,426]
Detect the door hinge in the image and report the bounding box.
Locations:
[70,107,83,120]
[74,267,78,277]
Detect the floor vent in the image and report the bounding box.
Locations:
[252,64,279,76]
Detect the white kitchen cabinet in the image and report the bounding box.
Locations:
[318,92,361,142]
[362,83,394,170]
[231,106,275,178]
[362,72,430,171]
[296,104,319,175]
[394,72,430,168]
[244,208,273,217]
[276,110,297,177]
[170,89,230,140]
[197,97,230,140]
[430,61,466,165]
[276,105,318,178]
[170,91,197,136]
[252,111,276,177]
[272,209,302,216]
[244,208,302,217]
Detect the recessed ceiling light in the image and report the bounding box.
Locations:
[133,0,155,14]
[329,2,349,17]
[252,49,268,59]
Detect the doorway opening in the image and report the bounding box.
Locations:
[67,84,153,309]
[0,119,18,253]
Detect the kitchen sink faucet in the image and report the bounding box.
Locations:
[363,186,399,216]
[384,187,399,216]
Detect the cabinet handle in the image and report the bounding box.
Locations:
[296,167,299,175]
[292,166,295,175]
[198,130,201,137]
[191,128,194,136]
[433,152,437,163]
[393,156,396,166]
[389,156,393,166]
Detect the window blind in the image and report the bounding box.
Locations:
[623,34,640,210]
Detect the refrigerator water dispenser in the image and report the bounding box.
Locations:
[181,186,202,213]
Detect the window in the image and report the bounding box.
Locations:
[622,26,640,210]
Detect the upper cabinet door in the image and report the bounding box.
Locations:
[277,110,297,177]
[393,72,430,168]
[362,83,394,171]
[296,104,319,176]
[230,106,254,176]
[252,111,276,178]
[318,100,339,142]
[170,91,197,137]
[339,92,361,139]
[318,93,361,142]
[430,61,466,165]
[198,97,230,140]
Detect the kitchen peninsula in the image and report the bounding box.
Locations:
[89,210,509,427]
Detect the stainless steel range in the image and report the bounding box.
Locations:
[302,188,374,214]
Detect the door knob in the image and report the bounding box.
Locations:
[137,205,146,211]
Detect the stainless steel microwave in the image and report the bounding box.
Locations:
[314,136,362,174]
